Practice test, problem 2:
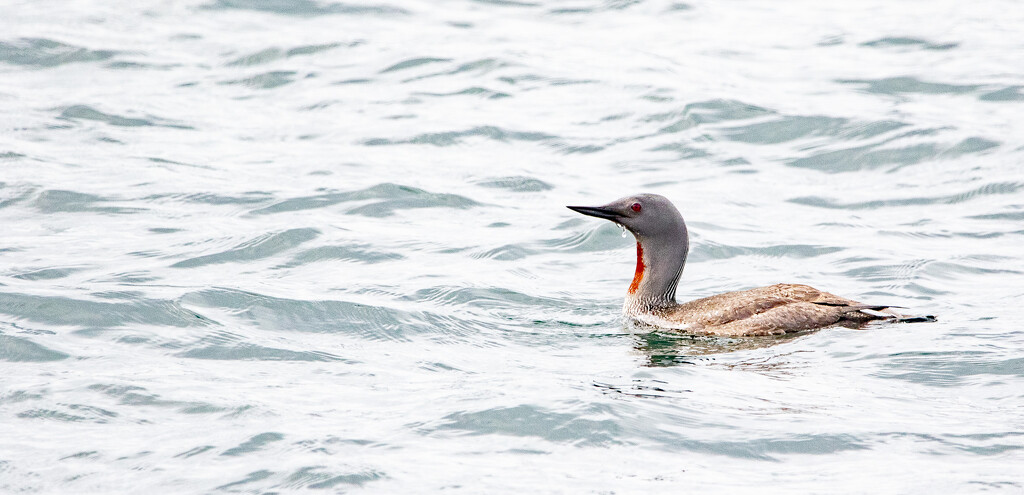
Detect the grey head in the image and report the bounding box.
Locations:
[567,193,689,311]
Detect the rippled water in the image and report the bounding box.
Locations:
[2,0,1024,492]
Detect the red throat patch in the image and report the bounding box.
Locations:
[629,242,645,294]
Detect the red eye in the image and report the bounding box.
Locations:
[631,202,642,212]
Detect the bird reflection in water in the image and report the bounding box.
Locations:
[630,327,809,368]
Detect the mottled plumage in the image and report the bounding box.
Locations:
[568,194,933,337]
[651,283,884,336]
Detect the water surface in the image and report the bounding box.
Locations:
[2,0,1023,492]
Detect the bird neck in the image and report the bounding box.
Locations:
[624,229,689,314]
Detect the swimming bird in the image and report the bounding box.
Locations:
[568,193,933,336]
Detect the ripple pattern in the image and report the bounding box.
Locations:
[2,0,1023,493]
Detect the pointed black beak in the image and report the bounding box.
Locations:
[567,205,620,221]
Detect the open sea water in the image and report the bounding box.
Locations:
[2,0,1023,493]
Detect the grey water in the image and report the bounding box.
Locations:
[2,0,1024,492]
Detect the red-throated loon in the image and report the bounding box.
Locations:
[568,193,934,336]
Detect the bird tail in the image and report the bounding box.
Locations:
[851,305,937,323]
[815,302,937,323]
